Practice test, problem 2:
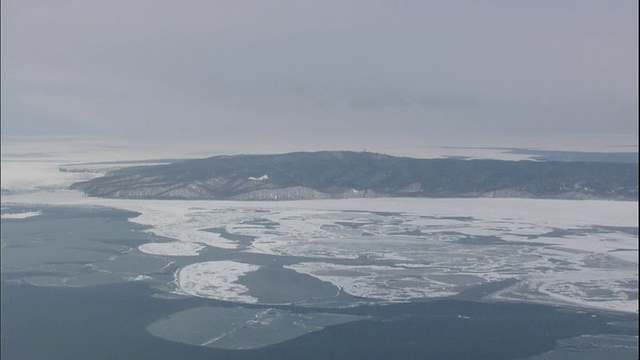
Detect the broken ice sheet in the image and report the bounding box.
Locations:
[147,306,366,349]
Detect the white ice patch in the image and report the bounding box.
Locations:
[285,262,458,301]
[1,211,41,219]
[178,261,260,303]
[490,269,639,314]
[124,275,153,281]
[248,175,268,181]
[126,204,238,250]
[139,242,204,256]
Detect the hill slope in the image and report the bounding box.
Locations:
[69,151,638,200]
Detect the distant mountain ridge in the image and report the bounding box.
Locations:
[69,151,638,201]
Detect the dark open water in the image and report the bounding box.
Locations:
[2,281,637,360]
[1,204,637,359]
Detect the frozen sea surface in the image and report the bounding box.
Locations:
[1,142,637,356]
[3,194,638,313]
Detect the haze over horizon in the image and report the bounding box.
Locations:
[2,1,638,155]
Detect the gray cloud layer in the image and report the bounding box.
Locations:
[2,0,637,151]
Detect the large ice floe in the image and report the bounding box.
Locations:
[177,261,261,303]
[147,306,366,349]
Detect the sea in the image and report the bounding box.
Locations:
[1,203,637,360]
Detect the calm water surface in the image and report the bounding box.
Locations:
[1,204,637,359]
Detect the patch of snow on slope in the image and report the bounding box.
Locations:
[248,175,268,181]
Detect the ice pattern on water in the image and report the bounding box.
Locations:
[3,183,638,313]
[113,198,638,313]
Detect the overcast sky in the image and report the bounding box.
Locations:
[1,0,638,154]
